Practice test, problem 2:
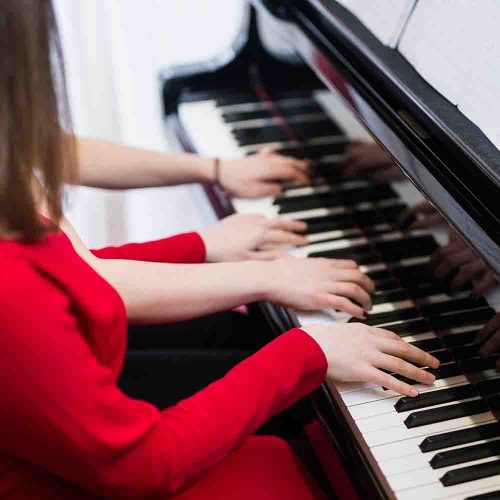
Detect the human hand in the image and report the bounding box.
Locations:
[219,148,309,198]
[430,230,498,295]
[475,313,500,361]
[341,141,403,184]
[399,201,444,229]
[303,323,439,396]
[199,214,308,262]
[264,258,375,318]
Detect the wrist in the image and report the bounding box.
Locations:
[253,260,279,302]
[196,156,216,184]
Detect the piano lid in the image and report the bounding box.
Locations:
[252,0,500,277]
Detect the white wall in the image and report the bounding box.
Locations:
[54,0,245,247]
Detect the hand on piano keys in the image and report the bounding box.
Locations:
[216,148,309,198]
[303,322,440,397]
[199,213,308,261]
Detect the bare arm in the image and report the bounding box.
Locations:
[76,137,214,189]
[75,136,308,196]
[57,215,374,323]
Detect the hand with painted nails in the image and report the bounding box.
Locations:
[264,258,374,319]
[475,313,500,364]
[341,141,404,184]
[200,213,308,262]
[304,323,439,397]
[219,148,309,198]
[430,230,498,295]
[399,201,444,229]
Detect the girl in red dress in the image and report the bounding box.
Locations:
[0,1,438,498]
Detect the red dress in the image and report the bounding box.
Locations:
[0,230,327,499]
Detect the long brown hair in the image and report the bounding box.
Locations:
[0,0,76,241]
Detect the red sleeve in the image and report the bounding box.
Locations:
[0,264,326,498]
[90,232,206,263]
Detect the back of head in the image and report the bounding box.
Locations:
[0,0,76,241]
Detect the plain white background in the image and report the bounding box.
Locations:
[54,0,245,247]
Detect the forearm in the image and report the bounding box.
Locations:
[93,258,270,323]
[76,137,215,189]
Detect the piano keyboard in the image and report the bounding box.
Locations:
[178,89,500,499]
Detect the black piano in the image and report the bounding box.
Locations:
[161,2,500,498]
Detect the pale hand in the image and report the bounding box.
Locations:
[199,214,308,262]
[264,257,375,319]
[219,148,309,198]
[304,323,440,397]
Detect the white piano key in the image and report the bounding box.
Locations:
[280,206,347,220]
[364,412,495,447]
[179,101,241,158]
[388,455,500,492]
[357,397,482,434]
[370,299,416,315]
[380,437,500,476]
[397,474,500,500]
[444,483,500,500]
[291,236,369,258]
[349,382,471,420]
[306,228,361,243]
[370,422,496,462]
[231,197,277,216]
[341,375,467,407]
[281,184,331,198]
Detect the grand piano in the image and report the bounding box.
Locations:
[161,2,500,498]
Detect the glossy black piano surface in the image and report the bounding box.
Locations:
[161,2,500,498]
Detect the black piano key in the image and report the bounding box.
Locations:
[466,490,500,499]
[443,330,481,348]
[393,362,462,387]
[404,399,487,429]
[215,93,257,106]
[431,438,500,469]
[420,297,488,317]
[235,119,342,146]
[431,308,495,331]
[365,308,420,326]
[373,277,402,291]
[440,459,500,487]
[395,384,477,413]
[290,119,343,140]
[222,108,272,123]
[384,319,430,336]
[432,350,455,364]
[410,337,443,352]
[477,378,500,397]
[309,247,376,263]
[221,101,324,123]
[420,423,500,453]
[278,141,348,159]
[367,269,392,281]
[372,289,409,305]
[452,344,481,360]
[277,187,398,214]
[234,124,290,146]
[461,357,499,374]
